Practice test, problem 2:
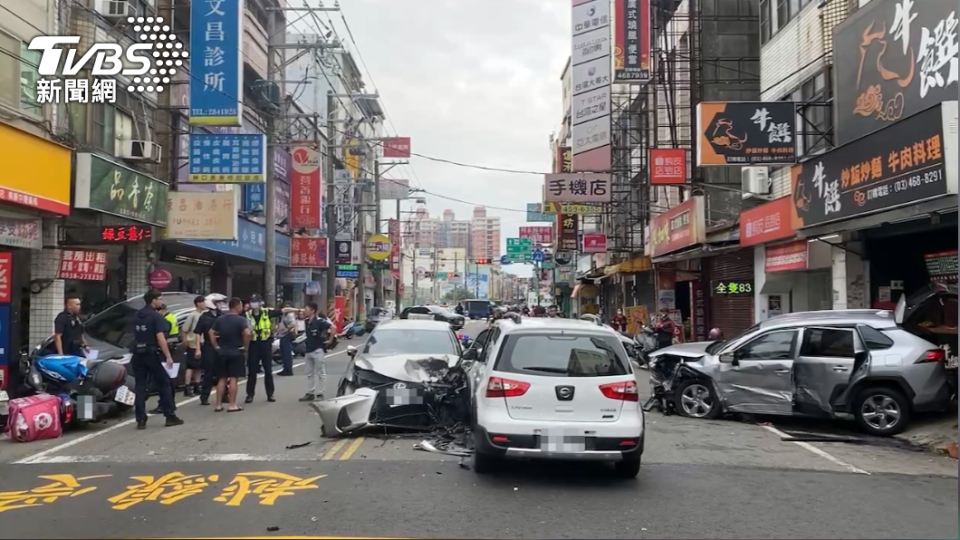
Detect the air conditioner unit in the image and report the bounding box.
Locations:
[120,140,162,163]
[741,166,772,200]
[100,0,136,20]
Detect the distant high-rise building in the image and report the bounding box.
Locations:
[438,209,471,251]
[405,206,440,248]
[470,206,501,262]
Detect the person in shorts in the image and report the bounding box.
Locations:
[210,297,251,412]
[180,295,205,396]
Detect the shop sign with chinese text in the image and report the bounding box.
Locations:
[833,0,959,145]
[62,225,151,245]
[571,0,612,172]
[334,240,353,265]
[0,253,11,303]
[582,233,607,253]
[739,196,796,247]
[164,192,238,240]
[544,173,612,203]
[187,133,266,183]
[696,102,797,166]
[613,0,651,82]
[765,240,809,273]
[389,220,401,275]
[712,280,753,295]
[74,153,169,226]
[690,281,708,342]
[924,250,958,283]
[291,237,328,268]
[291,146,322,229]
[558,214,579,252]
[0,217,41,250]
[526,203,555,223]
[189,0,244,125]
[649,196,706,257]
[555,146,573,173]
[382,137,412,158]
[519,226,553,245]
[790,101,955,229]
[336,264,360,279]
[650,148,688,185]
[58,249,108,281]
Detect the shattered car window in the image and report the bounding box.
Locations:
[494,334,629,377]
[363,329,459,356]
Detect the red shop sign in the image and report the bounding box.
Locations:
[519,226,553,245]
[290,146,322,229]
[650,148,688,185]
[740,196,797,247]
[382,137,412,158]
[0,252,11,303]
[650,196,706,258]
[582,233,607,253]
[58,249,108,281]
[765,239,808,273]
[291,237,328,268]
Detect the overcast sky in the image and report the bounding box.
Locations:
[326,0,570,275]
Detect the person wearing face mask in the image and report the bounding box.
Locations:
[130,289,183,430]
[244,294,299,403]
[54,294,89,357]
[611,309,628,333]
[197,293,227,406]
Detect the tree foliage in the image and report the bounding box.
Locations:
[442,287,473,303]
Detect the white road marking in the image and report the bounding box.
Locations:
[13,348,351,465]
[758,423,871,475]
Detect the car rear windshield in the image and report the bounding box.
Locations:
[494,334,630,377]
[362,329,458,356]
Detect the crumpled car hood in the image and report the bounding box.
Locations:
[355,353,461,383]
[651,341,715,359]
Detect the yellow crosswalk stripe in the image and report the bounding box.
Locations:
[319,439,348,460]
[338,437,366,461]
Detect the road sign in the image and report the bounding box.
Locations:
[554,250,572,265]
[506,237,533,256]
[500,254,511,265]
[532,250,545,262]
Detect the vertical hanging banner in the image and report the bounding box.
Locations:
[571,0,613,172]
[189,0,244,126]
[613,0,651,82]
[388,219,401,277]
[291,146,322,229]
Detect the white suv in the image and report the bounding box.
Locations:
[463,317,644,478]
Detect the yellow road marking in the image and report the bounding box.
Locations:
[319,439,348,461]
[338,437,366,461]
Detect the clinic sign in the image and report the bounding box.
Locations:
[189,0,244,126]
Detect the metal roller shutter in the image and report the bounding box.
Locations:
[632,270,657,319]
[707,251,755,338]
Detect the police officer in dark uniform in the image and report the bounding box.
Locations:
[130,289,184,430]
[54,294,88,357]
[197,293,227,406]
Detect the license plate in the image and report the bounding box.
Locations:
[115,386,135,406]
[540,433,586,453]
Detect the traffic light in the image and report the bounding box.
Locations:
[475,258,490,265]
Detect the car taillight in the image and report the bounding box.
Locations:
[486,377,530,398]
[599,381,639,402]
[919,349,947,363]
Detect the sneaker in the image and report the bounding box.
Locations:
[277,371,294,377]
[267,396,276,402]
[165,416,184,427]
[298,394,315,402]
[199,398,210,406]
[136,421,146,430]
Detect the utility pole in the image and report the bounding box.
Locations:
[395,198,402,310]
[323,92,337,313]
[475,260,480,299]
[263,9,279,305]
[411,247,418,305]
[356,151,368,319]
[432,249,439,301]
[373,159,382,307]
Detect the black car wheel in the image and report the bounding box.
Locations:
[853,386,911,437]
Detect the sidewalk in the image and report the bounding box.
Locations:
[894,409,958,458]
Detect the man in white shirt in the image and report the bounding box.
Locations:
[276,301,299,376]
[181,295,205,396]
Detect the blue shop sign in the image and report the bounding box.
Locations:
[188,133,266,183]
[189,0,244,126]
[181,217,290,266]
[0,305,9,368]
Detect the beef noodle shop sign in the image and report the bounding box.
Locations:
[791,102,954,229]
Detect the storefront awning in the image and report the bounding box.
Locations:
[651,243,740,264]
[796,196,957,239]
[761,275,794,295]
[604,255,653,275]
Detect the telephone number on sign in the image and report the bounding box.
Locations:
[894,169,942,192]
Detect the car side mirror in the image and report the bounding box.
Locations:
[346,345,357,358]
[462,347,479,361]
[720,352,739,366]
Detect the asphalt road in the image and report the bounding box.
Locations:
[0,321,956,539]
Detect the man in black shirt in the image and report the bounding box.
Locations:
[130,289,183,430]
[210,297,251,412]
[299,302,333,402]
[196,294,226,406]
[54,294,88,357]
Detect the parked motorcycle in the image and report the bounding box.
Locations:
[18,353,134,427]
[634,325,658,369]
[338,319,364,340]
